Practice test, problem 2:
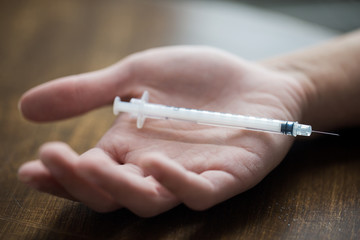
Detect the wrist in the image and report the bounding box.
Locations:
[260,59,316,125]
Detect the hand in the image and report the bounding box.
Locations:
[18,46,307,217]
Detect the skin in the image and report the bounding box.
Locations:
[18,31,360,217]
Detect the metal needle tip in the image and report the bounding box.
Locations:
[312,130,340,136]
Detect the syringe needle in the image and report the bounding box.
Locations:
[312,130,340,136]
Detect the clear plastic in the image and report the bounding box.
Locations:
[113,91,313,137]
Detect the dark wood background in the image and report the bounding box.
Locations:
[1,0,359,239]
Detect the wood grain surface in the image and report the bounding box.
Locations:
[0,0,359,239]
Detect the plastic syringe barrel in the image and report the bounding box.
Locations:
[113,95,312,137]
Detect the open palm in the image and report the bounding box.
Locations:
[19,46,306,217]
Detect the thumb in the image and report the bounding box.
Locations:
[19,63,131,122]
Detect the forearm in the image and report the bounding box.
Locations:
[263,30,360,130]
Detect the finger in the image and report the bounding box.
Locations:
[39,142,120,212]
[19,64,131,122]
[18,160,75,200]
[76,152,179,217]
[142,154,243,211]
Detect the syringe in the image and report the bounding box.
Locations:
[113,91,334,137]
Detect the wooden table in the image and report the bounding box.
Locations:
[1,0,358,239]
